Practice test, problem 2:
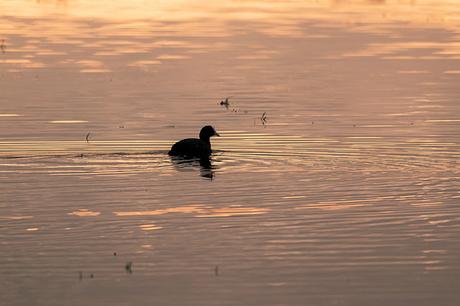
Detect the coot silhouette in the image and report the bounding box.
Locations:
[168,125,220,157]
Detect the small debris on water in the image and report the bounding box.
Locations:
[260,112,268,125]
[219,97,230,108]
[125,261,133,273]
[214,265,219,276]
[85,132,91,143]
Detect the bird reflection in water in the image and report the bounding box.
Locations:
[170,156,216,179]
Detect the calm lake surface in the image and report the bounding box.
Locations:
[1,1,460,305]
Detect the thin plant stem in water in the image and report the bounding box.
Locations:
[260,112,267,125]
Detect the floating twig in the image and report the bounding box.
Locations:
[85,132,91,143]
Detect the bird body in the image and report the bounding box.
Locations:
[169,138,211,157]
[168,126,219,158]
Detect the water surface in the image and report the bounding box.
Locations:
[1,1,460,305]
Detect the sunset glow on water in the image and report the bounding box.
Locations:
[1,1,460,305]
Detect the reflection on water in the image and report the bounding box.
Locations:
[170,155,215,179]
[2,0,460,74]
[1,0,460,306]
[114,204,269,218]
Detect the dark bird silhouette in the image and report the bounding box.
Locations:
[168,125,220,158]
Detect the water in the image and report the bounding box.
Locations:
[1,1,460,305]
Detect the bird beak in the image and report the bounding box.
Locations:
[215,132,220,137]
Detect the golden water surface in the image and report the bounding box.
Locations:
[1,1,460,305]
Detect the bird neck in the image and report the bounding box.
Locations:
[200,136,211,147]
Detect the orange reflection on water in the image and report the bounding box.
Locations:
[343,41,460,59]
[1,0,457,27]
[139,224,162,231]
[114,204,269,218]
[49,120,89,124]
[295,199,372,211]
[114,205,206,216]
[0,114,23,117]
[68,209,101,217]
[1,0,460,73]
[196,206,269,217]
[0,215,34,220]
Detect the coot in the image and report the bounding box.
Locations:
[168,125,220,157]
